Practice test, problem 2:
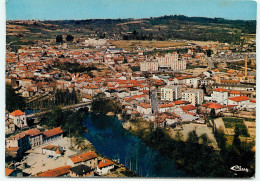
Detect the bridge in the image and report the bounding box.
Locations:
[26,101,92,119]
[225,57,255,63]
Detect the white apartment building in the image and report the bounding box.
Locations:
[85,38,107,46]
[140,61,159,72]
[181,89,204,105]
[156,52,186,71]
[140,52,186,72]
[211,88,229,104]
[183,78,201,88]
[161,85,182,101]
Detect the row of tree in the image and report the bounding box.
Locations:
[41,107,85,137]
[6,84,26,112]
[56,34,74,43]
[137,126,254,177]
[54,88,78,106]
[91,93,122,115]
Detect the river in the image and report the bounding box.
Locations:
[83,113,188,177]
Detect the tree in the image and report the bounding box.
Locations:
[6,84,26,112]
[206,49,212,57]
[210,108,216,118]
[175,130,183,141]
[233,125,241,149]
[66,34,74,41]
[56,35,63,43]
[187,130,199,144]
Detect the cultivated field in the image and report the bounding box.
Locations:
[108,40,188,50]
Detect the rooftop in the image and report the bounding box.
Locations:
[70,151,97,164]
[37,165,72,177]
[69,165,93,175]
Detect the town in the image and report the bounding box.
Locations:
[5,17,256,178]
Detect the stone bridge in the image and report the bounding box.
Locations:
[26,101,91,119]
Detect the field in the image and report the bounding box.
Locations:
[108,40,188,51]
[222,117,249,137]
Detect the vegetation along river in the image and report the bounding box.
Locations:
[83,113,188,177]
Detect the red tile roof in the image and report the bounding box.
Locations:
[12,129,42,140]
[98,159,114,169]
[10,110,25,117]
[213,88,228,92]
[43,127,63,138]
[5,168,14,176]
[37,165,72,177]
[172,100,185,105]
[229,91,241,95]
[202,103,226,110]
[138,103,151,109]
[229,96,249,102]
[250,99,256,103]
[159,103,174,108]
[181,105,196,111]
[220,79,239,84]
[70,151,97,164]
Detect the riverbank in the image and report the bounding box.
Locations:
[72,129,140,177]
[121,118,230,177]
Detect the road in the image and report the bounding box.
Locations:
[150,89,158,113]
[205,57,215,69]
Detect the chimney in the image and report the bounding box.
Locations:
[245,54,248,78]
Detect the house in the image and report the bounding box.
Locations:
[201,103,228,115]
[6,129,43,153]
[42,127,63,144]
[96,159,114,175]
[211,88,228,104]
[5,119,15,134]
[229,90,242,97]
[42,145,64,157]
[158,103,175,113]
[36,165,72,177]
[69,165,94,177]
[227,96,250,109]
[180,105,197,114]
[68,151,98,167]
[137,103,152,115]
[9,110,27,128]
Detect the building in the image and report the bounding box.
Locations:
[161,85,182,101]
[42,145,64,157]
[227,96,251,109]
[68,151,98,167]
[69,165,94,177]
[36,165,72,177]
[156,52,186,71]
[181,89,204,105]
[137,102,152,115]
[42,127,63,144]
[9,110,27,128]
[140,52,186,72]
[6,129,43,153]
[201,103,228,115]
[96,159,114,175]
[140,61,158,72]
[211,88,229,104]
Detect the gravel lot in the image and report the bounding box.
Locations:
[20,137,77,176]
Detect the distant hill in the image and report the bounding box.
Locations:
[7,15,256,47]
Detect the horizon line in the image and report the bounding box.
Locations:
[6,14,257,22]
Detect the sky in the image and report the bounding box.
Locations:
[6,0,257,21]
